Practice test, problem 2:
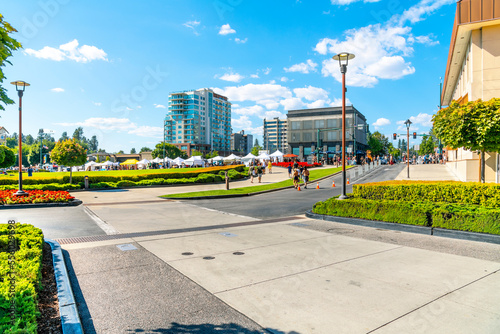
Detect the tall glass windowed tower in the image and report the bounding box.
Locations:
[165,88,232,154]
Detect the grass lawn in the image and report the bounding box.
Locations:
[0,168,205,180]
[161,166,343,198]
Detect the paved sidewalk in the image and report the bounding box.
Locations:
[395,163,459,181]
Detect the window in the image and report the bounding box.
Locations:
[303,132,312,141]
[292,147,300,155]
[327,119,337,128]
[291,121,300,130]
[315,120,325,128]
[304,147,312,156]
[327,131,337,140]
[303,121,312,129]
[291,133,300,141]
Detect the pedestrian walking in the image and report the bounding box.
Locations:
[293,169,300,189]
[288,164,292,178]
[303,166,310,189]
[268,160,272,174]
[257,164,263,183]
[249,165,256,183]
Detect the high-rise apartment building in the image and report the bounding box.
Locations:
[263,117,287,153]
[231,130,253,155]
[165,88,232,154]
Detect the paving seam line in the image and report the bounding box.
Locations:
[83,206,120,235]
[366,268,500,333]
[45,239,84,334]
[214,245,403,295]
[305,211,500,245]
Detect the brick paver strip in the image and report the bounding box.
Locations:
[55,216,305,245]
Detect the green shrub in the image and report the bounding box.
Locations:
[313,197,430,226]
[353,181,500,208]
[431,204,500,235]
[0,183,80,191]
[195,174,215,183]
[0,224,44,333]
[116,180,137,188]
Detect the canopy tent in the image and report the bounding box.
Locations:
[223,153,240,161]
[171,157,185,165]
[137,159,150,165]
[241,153,257,166]
[121,159,139,165]
[102,160,114,166]
[184,156,204,166]
[152,157,163,163]
[208,156,224,162]
[269,150,284,162]
[257,152,270,161]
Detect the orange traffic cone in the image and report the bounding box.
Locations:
[297,185,301,191]
[347,178,350,185]
[316,182,320,189]
[332,180,335,187]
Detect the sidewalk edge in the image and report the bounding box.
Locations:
[45,239,84,334]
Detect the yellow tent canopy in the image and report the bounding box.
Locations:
[121,159,139,165]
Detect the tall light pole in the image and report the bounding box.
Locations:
[404,119,412,179]
[333,52,355,200]
[11,81,30,196]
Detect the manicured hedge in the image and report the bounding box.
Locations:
[0,183,80,191]
[353,181,500,208]
[0,223,44,333]
[313,197,500,235]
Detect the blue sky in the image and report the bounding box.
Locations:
[2,0,456,153]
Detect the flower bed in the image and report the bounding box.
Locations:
[0,190,75,205]
[272,162,322,168]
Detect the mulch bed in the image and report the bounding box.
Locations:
[37,243,62,334]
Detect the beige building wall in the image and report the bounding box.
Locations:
[445,18,500,182]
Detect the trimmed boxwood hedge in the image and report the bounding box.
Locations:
[0,223,44,333]
[353,181,500,208]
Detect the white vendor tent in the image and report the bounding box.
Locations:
[184,156,204,167]
[137,159,150,165]
[172,157,185,166]
[209,156,224,162]
[270,150,284,162]
[102,160,114,166]
[241,153,257,166]
[257,152,270,161]
[152,157,163,163]
[223,153,240,161]
[85,161,99,171]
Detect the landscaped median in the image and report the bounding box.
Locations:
[161,167,343,199]
[312,180,500,235]
[0,223,44,333]
[0,165,247,191]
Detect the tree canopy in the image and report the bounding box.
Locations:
[367,131,389,156]
[151,142,187,159]
[418,134,436,156]
[0,145,15,168]
[0,14,22,111]
[51,139,87,183]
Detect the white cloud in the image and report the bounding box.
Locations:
[398,0,455,24]
[219,23,236,35]
[372,118,391,129]
[284,59,318,73]
[218,72,245,82]
[258,99,281,109]
[293,86,329,101]
[26,39,107,62]
[280,97,305,110]
[280,77,289,82]
[233,105,264,116]
[263,67,272,75]
[330,98,351,106]
[409,113,433,127]
[183,20,201,35]
[250,74,259,78]
[214,83,292,103]
[364,56,415,79]
[307,100,329,109]
[232,115,253,129]
[154,104,167,109]
[56,117,162,138]
[93,101,102,106]
[331,0,381,5]
[51,88,64,93]
[262,110,287,119]
[235,37,248,44]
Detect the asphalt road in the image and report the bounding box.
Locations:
[186,163,405,219]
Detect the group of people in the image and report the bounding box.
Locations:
[248,160,273,183]
[287,160,310,190]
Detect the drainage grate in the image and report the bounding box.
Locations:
[233,252,245,255]
[182,252,194,256]
[116,244,137,251]
[85,199,172,206]
[56,216,305,245]
[289,222,310,227]
[203,256,215,260]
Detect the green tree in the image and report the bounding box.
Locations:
[24,134,34,145]
[117,150,124,154]
[191,149,203,156]
[130,148,136,154]
[151,142,187,159]
[254,138,259,147]
[251,144,262,156]
[88,135,99,153]
[433,98,500,183]
[0,145,15,168]
[72,127,84,141]
[418,134,436,156]
[388,143,401,159]
[205,151,219,159]
[368,131,389,156]
[59,131,69,141]
[51,139,87,184]
[140,146,152,153]
[5,136,16,148]
[0,15,22,111]
[0,143,5,164]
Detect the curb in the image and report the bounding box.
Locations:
[45,239,84,334]
[305,210,500,245]
[165,168,347,200]
[0,199,82,210]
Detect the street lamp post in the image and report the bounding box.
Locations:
[404,119,412,179]
[11,81,30,196]
[333,52,355,200]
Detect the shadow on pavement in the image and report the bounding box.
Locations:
[126,323,302,333]
[62,249,97,334]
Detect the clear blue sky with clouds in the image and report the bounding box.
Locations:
[2,0,456,153]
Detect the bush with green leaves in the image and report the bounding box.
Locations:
[0,223,44,333]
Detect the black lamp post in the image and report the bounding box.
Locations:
[404,119,412,178]
[10,81,30,196]
[332,52,355,200]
